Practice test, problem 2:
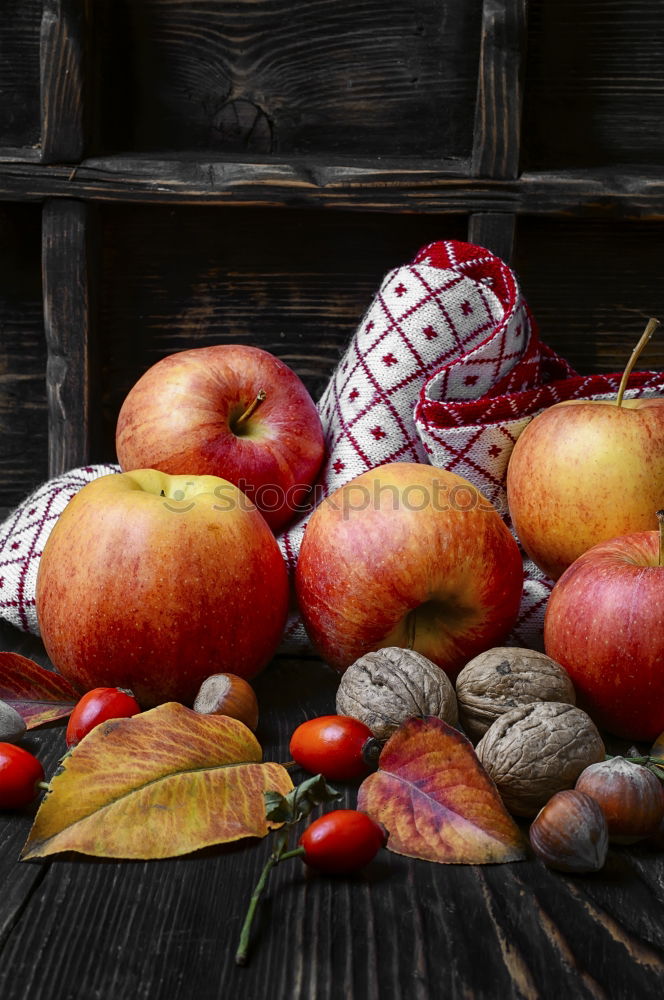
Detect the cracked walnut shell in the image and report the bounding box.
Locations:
[335,647,458,740]
[455,647,576,742]
[475,702,605,817]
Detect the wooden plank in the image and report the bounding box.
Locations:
[0,149,43,165]
[472,0,528,179]
[40,0,88,163]
[42,199,97,475]
[0,204,48,508]
[514,216,664,375]
[524,1,664,170]
[94,0,481,162]
[468,212,516,262]
[0,648,662,998]
[0,1,42,152]
[1,160,663,218]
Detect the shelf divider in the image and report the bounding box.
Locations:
[469,0,528,262]
[42,198,98,475]
[40,0,90,164]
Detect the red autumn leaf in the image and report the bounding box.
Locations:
[0,652,81,728]
[357,716,526,864]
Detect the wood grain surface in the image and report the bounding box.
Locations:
[1,160,664,220]
[40,0,89,164]
[524,1,664,170]
[472,0,527,179]
[42,199,98,475]
[92,0,481,160]
[0,205,48,508]
[0,621,662,1000]
[514,217,664,375]
[0,1,42,152]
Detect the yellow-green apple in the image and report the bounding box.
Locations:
[295,462,523,677]
[507,319,663,580]
[116,345,325,533]
[36,470,289,706]
[544,525,664,741]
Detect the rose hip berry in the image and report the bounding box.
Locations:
[299,809,386,873]
[289,715,380,781]
[66,687,141,747]
[0,743,44,809]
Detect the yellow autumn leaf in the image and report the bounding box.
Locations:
[22,702,292,861]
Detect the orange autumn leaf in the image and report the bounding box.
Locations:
[0,652,81,728]
[22,702,292,861]
[357,716,526,865]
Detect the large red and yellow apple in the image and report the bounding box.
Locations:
[295,463,523,677]
[36,470,289,706]
[507,397,664,579]
[507,319,664,580]
[116,345,325,533]
[544,527,664,741]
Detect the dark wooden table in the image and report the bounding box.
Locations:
[1,620,663,1000]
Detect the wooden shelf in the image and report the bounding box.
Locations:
[0,157,662,219]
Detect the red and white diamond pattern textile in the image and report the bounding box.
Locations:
[0,464,119,634]
[1,240,663,655]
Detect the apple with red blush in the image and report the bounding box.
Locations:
[544,514,664,741]
[295,462,523,678]
[116,345,324,533]
[36,470,289,707]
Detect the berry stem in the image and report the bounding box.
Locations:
[615,317,660,408]
[235,853,279,966]
[278,847,306,862]
[236,390,267,427]
[234,845,304,966]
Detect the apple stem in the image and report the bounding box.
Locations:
[236,390,267,427]
[657,510,664,567]
[615,317,660,408]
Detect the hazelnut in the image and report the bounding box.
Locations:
[455,647,575,742]
[0,700,26,743]
[193,673,259,731]
[530,790,608,873]
[475,702,605,817]
[335,647,458,741]
[576,757,664,844]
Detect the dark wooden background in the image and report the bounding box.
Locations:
[0,2,663,997]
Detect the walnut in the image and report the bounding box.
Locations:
[336,647,458,740]
[455,647,576,742]
[475,702,605,817]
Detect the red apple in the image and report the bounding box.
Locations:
[295,462,523,677]
[544,528,664,741]
[507,319,664,580]
[36,470,289,706]
[116,345,325,533]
